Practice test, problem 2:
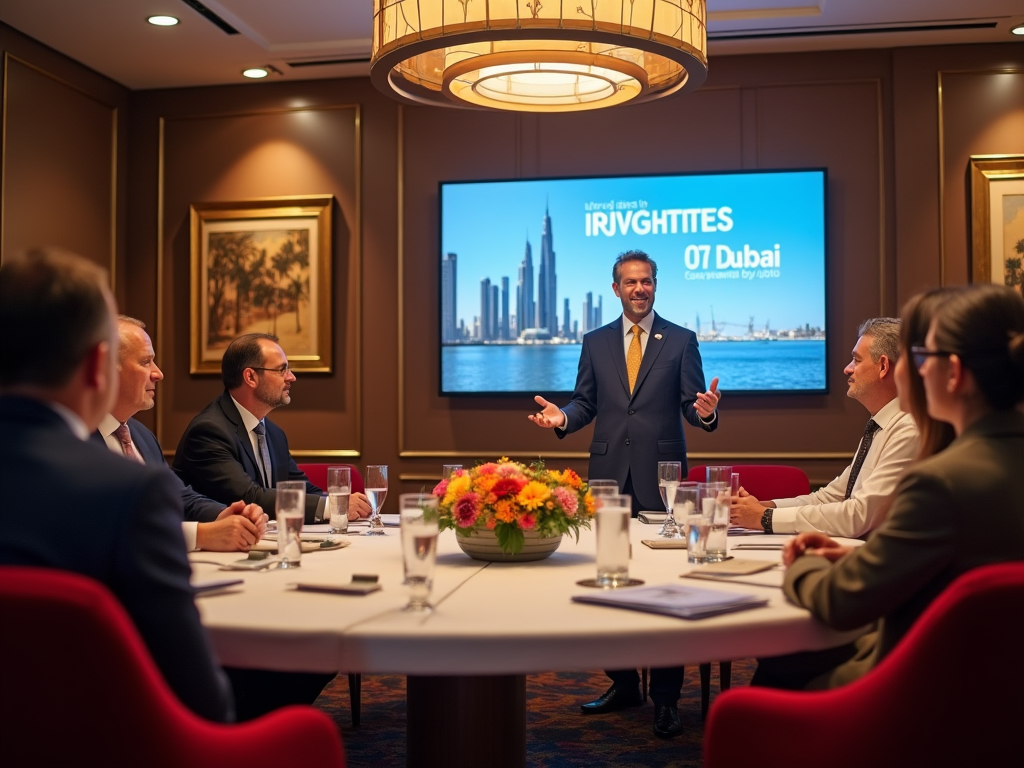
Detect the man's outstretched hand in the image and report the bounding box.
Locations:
[528,396,566,429]
[696,376,721,419]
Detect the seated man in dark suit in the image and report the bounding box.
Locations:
[94,315,266,552]
[0,248,232,722]
[173,332,370,523]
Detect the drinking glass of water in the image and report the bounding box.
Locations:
[699,481,729,562]
[442,464,462,480]
[364,465,388,536]
[657,461,684,539]
[327,466,351,534]
[588,479,619,497]
[400,494,439,612]
[276,481,305,569]
[595,493,632,587]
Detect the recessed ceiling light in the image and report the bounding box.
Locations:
[147,15,179,27]
[1011,22,1024,36]
[243,68,269,79]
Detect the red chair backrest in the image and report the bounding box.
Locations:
[0,566,345,768]
[705,562,1024,768]
[687,464,810,500]
[298,463,365,494]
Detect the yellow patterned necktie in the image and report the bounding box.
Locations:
[627,324,643,394]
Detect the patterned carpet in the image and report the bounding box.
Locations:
[315,660,757,767]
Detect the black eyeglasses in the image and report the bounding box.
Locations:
[910,346,952,370]
[250,365,290,375]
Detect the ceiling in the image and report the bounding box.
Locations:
[0,0,1021,91]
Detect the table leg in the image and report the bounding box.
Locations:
[407,674,526,768]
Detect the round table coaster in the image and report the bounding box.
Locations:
[575,578,645,589]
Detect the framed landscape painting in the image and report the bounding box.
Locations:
[969,155,1024,297]
[190,195,333,373]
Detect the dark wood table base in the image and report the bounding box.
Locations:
[407,675,527,768]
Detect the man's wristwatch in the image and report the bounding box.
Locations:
[760,508,774,534]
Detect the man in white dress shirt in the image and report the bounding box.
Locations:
[730,318,919,539]
[95,316,266,552]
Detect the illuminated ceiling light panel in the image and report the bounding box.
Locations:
[370,0,708,112]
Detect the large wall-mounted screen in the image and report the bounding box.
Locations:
[440,169,827,396]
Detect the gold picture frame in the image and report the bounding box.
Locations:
[969,155,1024,295]
[190,195,333,374]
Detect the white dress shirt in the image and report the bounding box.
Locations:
[771,397,919,538]
[230,395,269,483]
[98,413,199,551]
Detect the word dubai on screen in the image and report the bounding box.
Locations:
[440,170,827,396]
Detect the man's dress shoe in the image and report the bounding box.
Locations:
[579,684,643,714]
[653,704,683,738]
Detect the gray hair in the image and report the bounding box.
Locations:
[857,317,902,364]
[116,315,147,364]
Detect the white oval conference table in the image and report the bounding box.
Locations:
[190,521,862,768]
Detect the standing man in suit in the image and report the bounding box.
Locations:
[529,249,721,739]
[0,248,232,722]
[173,333,370,523]
[94,316,267,552]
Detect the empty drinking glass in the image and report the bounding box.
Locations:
[400,494,439,612]
[706,465,734,485]
[658,461,684,538]
[588,479,619,497]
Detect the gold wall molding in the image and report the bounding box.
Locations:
[0,52,118,288]
[156,103,362,457]
[937,67,1023,287]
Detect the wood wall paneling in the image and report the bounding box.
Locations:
[155,106,361,455]
[1,55,117,282]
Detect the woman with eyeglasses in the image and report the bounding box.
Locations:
[760,283,1024,690]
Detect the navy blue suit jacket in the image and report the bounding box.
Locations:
[172,391,323,522]
[91,418,225,522]
[0,396,232,722]
[557,313,717,510]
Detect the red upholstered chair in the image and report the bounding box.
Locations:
[687,464,811,499]
[704,562,1024,768]
[684,464,810,717]
[0,566,345,768]
[297,462,366,495]
[296,462,366,725]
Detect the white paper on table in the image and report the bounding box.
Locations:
[379,514,400,527]
[572,583,768,619]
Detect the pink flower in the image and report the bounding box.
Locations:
[433,479,449,497]
[520,512,536,530]
[454,493,481,527]
[553,486,578,516]
[478,462,499,475]
[498,463,521,478]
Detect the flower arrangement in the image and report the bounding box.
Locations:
[433,458,595,556]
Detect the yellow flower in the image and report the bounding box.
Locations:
[584,492,595,515]
[443,474,472,506]
[517,481,551,510]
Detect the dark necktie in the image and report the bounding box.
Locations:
[252,422,273,488]
[113,423,143,464]
[844,418,881,500]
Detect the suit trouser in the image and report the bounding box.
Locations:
[606,667,685,706]
[224,667,336,721]
[604,475,686,706]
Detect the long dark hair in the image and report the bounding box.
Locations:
[900,289,956,459]
[930,284,1024,411]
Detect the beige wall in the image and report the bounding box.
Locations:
[2,21,1022,497]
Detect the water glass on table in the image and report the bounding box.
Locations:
[364,465,388,536]
[327,466,351,534]
[588,479,619,498]
[441,464,462,480]
[594,493,632,587]
[399,494,439,612]
[276,481,305,569]
[706,465,733,485]
[673,481,699,534]
[658,461,684,538]
[699,481,730,562]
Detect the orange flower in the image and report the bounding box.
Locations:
[475,474,499,494]
[584,492,595,515]
[494,500,516,523]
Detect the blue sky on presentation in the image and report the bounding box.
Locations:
[440,170,827,335]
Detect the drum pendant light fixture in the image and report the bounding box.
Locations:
[370,0,708,112]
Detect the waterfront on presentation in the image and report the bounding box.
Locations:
[442,340,826,393]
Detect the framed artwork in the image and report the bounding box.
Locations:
[190,195,333,374]
[969,155,1024,297]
